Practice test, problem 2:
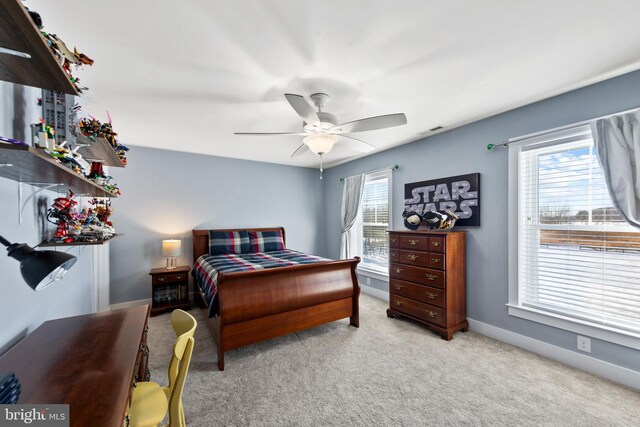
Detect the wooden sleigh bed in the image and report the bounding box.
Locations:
[192,227,360,370]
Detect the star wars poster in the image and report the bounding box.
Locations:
[404,173,480,226]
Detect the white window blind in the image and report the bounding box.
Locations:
[351,170,391,273]
[516,124,640,335]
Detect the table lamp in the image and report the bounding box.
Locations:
[162,239,181,270]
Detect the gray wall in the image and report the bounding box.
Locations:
[109,147,324,304]
[322,69,640,372]
[0,82,94,353]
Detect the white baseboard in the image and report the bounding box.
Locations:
[468,318,640,390]
[360,284,389,301]
[110,298,152,311]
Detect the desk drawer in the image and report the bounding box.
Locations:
[390,263,445,288]
[390,295,445,327]
[389,235,400,248]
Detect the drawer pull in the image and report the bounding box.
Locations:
[432,241,440,247]
[144,324,149,333]
[123,414,130,427]
[394,300,404,306]
[425,292,438,299]
[425,273,438,281]
[176,275,184,280]
[431,257,441,263]
[391,239,397,243]
[409,239,419,246]
[394,284,403,291]
[157,277,166,282]
[426,310,437,318]
[407,254,419,261]
[394,267,403,274]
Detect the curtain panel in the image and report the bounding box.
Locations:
[592,111,640,228]
[340,174,365,259]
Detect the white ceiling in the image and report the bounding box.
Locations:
[28,0,640,168]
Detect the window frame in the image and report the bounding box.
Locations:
[507,127,640,350]
[351,169,393,278]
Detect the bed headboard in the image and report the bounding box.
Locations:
[192,227,286,264]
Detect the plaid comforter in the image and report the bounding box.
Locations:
[193,250,330,317]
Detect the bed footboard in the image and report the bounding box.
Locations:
[192,228,360,370]
[217,258,359,370]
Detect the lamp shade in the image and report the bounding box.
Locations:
[162,240,182,257]
[303,133,339,155]
[6,243,77,291]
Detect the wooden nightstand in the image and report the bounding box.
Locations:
[149,265,191,316]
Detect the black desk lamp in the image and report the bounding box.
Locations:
[0,235,77,291]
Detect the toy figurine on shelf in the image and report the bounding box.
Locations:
[114,144,129,165]
[47,191,77,243]
[41,31,93,93]
[81,199,116,240]
[102,177,121,196]
[78,117,102,139]
[87,161,106,184]
[49,142,85,175]
[77,114,129,165]
[89,198,113,228]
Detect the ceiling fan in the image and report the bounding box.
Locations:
[235,93,407,176]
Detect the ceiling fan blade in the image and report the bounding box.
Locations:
[340,135,376,153]
[234,132,307,136]
[332,113,407,133]
[291,143,310,158]
[284,94,320,125]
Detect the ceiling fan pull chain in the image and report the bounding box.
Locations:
[320,154,324,180]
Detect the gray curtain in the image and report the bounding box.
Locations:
[592,110,640,228]
[340,174,365,259]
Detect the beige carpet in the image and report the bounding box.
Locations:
[147,294,640,426]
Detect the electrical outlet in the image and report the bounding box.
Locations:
[577,335,591,353]
[366,277,371,285]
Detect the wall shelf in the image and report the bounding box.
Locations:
[0,143,117,197]
[39,234,122,247]
[76,133,125,168]
[0,0,78,95]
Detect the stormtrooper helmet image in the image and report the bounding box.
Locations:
[402,210,423,230]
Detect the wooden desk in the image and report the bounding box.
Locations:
[0,305,150,427]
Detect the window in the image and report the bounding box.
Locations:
[351,170,392,275]
[508,124,640,348]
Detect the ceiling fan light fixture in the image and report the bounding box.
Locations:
[303,133,338,155]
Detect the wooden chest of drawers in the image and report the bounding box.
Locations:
[387,230,468,340]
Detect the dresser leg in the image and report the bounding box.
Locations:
[440,331,454,341]
[386,309,395,318]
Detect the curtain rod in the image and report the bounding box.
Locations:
[339,165,399,182]
[486,105,640,150]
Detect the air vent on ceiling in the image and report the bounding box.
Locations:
[430,126,444,131]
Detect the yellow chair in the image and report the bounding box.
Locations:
[128,310,197,427]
